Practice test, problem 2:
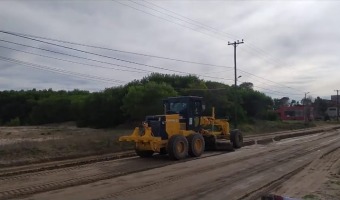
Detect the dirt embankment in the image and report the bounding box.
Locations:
[0,125,132,166]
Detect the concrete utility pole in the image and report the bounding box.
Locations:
[228,39,244,129]
[335,90,339,122]
[304,92,309,124]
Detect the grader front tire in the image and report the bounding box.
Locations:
[167,135,188,160]
[187,133,205,157]
[230,129,243,149]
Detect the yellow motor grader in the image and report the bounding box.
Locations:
[119,96,243,160]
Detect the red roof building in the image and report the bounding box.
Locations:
[276,105,314,121]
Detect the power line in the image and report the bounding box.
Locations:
[0,30,231,68]
[0,56,302,97]
[140,1,289,70]
[238,68,304,93]
[0,39,154,73]
[108,2,304,92]
[0,39,301,97]
[130,0,234,41]
[0,31,233,81]
[114,0,229,42]
[0,30,303,93]
[175,85,302,97]
[0,56,126,84]
[253,85,301,96]
[0,30,308,95]
[144,0,238,39]
[0,45,147,74]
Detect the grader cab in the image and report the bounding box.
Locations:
[119,96,243,160]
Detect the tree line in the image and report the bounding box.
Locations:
[0,73,276,128]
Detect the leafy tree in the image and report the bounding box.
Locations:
[239,82,254,90]
[122,82,177,120]
[30,97,72,124]
[0,75,277,127]
[239,89,273,118]
[77,87,127,128]
[313,96,328,118]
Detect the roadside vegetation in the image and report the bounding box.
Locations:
[239,120,316,135]
[0,73,275,128]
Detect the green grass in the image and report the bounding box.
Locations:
[239,120,316,135]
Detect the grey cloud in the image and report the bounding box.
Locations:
[0,0,339,99]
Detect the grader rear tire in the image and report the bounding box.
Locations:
[230,129,243,148]
[167,135,188,160]
[187,133,205,157]
[135,149,154,158]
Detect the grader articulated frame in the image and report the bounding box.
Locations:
[119,96,243,160]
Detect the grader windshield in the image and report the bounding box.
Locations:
[167,102,187,114]
[163,96,204,116]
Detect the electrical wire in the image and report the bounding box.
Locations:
[130,1,289,69]
[114,0,229,42]
[143,0,238,39]
[0,31,233,81]
[0,31,306,96]
[0,45,147,74]
[0,30,234,69]
[0,30,303,93]
[114,2,303,91]
[0,56,126,84]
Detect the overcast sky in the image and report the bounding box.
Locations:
[0,0,339,100]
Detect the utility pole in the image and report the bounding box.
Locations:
[304,92,309,124]
[228,39,244,129]
[335,90,339,122]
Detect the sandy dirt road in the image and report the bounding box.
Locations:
[1,129,340,200]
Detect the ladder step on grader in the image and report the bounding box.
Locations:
[119,96,243,160]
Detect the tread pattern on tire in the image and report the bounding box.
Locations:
[230,129,243,148]
[187,133,205,157]
[167,135,188,160]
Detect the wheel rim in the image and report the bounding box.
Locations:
[194,139,202,151]
[176,141,185,153]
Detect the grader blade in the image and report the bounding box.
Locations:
[215,139,234,151]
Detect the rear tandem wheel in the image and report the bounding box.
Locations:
[187,133,205,157]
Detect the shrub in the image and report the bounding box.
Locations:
[6,117,21,126]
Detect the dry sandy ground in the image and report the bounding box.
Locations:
[0,125,132,166]
[0,129,339,200]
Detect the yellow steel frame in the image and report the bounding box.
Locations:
[119,107,230,152]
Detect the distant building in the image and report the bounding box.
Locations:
[276,105,314,121]
[326,107,339,118]
[331,95,339,103]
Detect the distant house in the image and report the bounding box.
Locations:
[326,107,338,118]
[331,95,339,103]
[276,105,314,121]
